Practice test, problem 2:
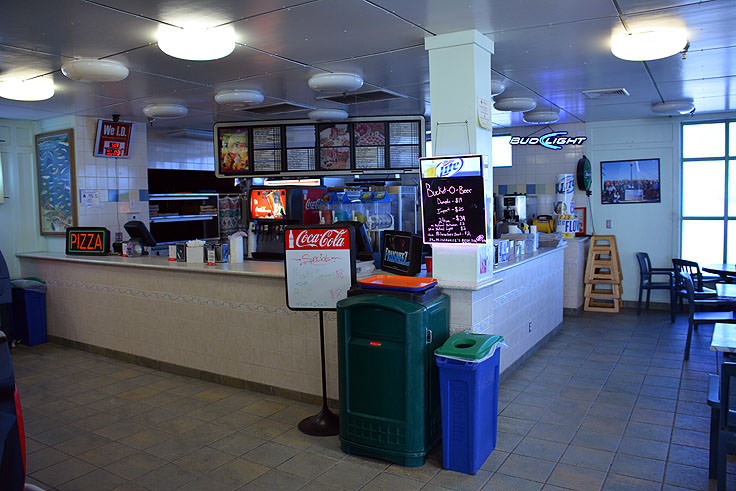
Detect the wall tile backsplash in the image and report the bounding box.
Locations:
[71,117,150,239]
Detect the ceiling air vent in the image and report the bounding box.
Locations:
[582,88,630,99]
[166,129,213,140]
[317,89,405,105]
[241,102,312,115]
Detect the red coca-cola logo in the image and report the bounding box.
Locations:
[304,198,321,210]
[293,229,348,249]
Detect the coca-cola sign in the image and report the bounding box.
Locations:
[287,228,350,250]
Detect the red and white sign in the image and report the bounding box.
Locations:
[302,188,324,224]
[284,226,355,311]
[94,120,133,158]
[286,228,350,251]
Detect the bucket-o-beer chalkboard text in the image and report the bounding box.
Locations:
[419,155,487,245]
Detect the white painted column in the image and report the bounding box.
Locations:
[425,30,494,287]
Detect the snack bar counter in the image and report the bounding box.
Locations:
[17,246,564,399]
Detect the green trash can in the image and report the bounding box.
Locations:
[337,290,449,466]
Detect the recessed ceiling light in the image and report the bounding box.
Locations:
[61,59,129,82]
[610,27,688,61]
[523,108,560,123]
[491,80,505,96]
[143,103,188,119]
[308,109,349,121]
[0,76,54,101]
[652,99,694,114]
[214,89,264,106]
[308,73,363,92]
[493,96,536,112]
[157,25,236,61]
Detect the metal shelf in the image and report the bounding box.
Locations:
[149,193,217,201]
[149,214,217,223]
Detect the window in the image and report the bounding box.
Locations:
[680,120,735,264]
[492,134,512,167]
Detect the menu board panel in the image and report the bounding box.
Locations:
[320,147,350,170]
[286,125,315,148]
[419,155,487,245]
[217,126,249,175]
[253,126,281,149]
[355,122,386,146]
[389,145,419,169]
[355,147,384,169]
[253,149,282,173]
[319,124,350,147]
[287,148,316,171]
[389,121,419,145]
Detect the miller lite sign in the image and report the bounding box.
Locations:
[284,225,356,311]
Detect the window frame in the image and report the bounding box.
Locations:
[680,119,735,263]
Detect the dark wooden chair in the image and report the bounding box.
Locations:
[635,252,675,322]
[682,272,736,361]
[673,258,717,310]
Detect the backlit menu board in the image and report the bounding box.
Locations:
[214,116,423,177]
[419,155,487,245]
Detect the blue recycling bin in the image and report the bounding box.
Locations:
[11,279,47,346]
[435,333,503,475]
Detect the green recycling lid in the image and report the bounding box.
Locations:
[435,333,504,360]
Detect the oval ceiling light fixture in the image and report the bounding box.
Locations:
[491,80,505,96]
[611,27,688,61]
[308,108,349,121]
[493,96,536,112]
[214,89,264,106]
[0,76,55,101]
[61,58,129,82]
[308,72,363,92]
[652,99,694,114]
[157,24,236,61]
[523,108,560,124]
[143,103,189,119]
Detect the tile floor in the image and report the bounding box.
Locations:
[11,309,736,490]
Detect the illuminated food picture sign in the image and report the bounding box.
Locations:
[510,131,586,150]
[66,227,110,255]
[419,155,487,245]
[94,120,133,158]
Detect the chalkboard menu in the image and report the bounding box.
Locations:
[214,116,423,177]
[419,155,487,245]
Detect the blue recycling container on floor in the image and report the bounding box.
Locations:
[435,333,503,475]
[11,279,47,346]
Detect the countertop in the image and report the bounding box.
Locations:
[19,244,566,283]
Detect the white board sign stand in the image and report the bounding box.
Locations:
[284,224,356,436]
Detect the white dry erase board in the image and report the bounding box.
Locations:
[284,225,356,311]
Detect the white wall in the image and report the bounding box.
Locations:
[586,118,678,302]
[0,119,44,277]
[148,130,214,171]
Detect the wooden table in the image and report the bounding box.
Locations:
[716,283,736,299]
[711,322,736,353]
[703,264,736,282]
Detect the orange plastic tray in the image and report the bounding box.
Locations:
[358,274,437,292]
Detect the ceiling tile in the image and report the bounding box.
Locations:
[370,0,618,35]
[93,0,312,27]
[230,0,428,65]
[108,44,301,86]
[0,0,157,58]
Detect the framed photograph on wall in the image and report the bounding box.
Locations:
[35,129,76,235]
[601,158,660,205]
